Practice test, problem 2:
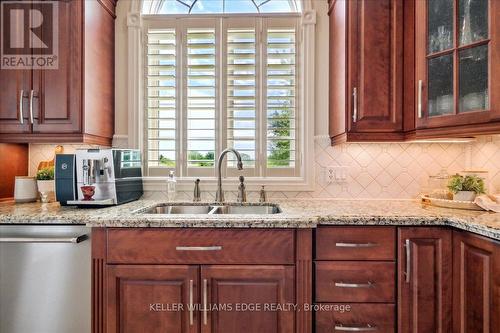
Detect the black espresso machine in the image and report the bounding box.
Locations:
[55,148,143,206]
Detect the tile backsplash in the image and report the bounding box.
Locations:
[28,135,500,200]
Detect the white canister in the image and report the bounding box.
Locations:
[14,176,38,203]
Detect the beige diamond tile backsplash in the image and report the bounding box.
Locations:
[28,135,500,200]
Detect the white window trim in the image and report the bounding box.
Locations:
[121,0,316,191]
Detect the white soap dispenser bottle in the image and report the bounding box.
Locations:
[167,170,177,201]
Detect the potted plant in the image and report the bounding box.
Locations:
[447,174,486,201]
[36,166,55,202]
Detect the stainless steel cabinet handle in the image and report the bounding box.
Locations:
[0,234,88,243]
[335,242,377,248]
[19,90,25,124]
[334,281,374,288]
[352,87,358,123]
[404,239,411,283]
[203,278,208,326]
[417,80,423,118]
[176,246,222,251]
[335,324,377,331]
[189,279,194,326]
[29,90,37,124]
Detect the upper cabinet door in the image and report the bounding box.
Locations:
[0,69,32,134]
[107,265,200,333]
[31,0,81,134]
[348,0,403,134]
[201,265,295,333]
[415,0,500,129]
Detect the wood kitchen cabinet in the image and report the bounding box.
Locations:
[398,227,453,333]
[93,228,311,333]
[452,230,500,333]
[201,265,295,333]
[409,0,500,138]
[314,227,397,332]
[107,265,199,333]
[0,0,116,145]
[328,0,404,145]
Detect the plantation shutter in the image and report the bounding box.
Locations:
[224,23,258,176]
[146,28,178,173]
[184,24,218,177]
[143,18,300,178]
[265,23,298,177]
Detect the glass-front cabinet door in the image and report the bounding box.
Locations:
[415,0,500,129]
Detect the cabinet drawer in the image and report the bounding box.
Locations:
[316,227,396,260]
[107,228,294,264]
[316,303,395,333]
[315,261,395,303]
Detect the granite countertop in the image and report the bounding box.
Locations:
[0,198,499,240]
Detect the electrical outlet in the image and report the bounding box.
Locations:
[325,165,349,184]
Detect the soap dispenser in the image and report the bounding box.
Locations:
[166,170,177,201]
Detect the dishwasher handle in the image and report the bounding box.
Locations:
[0,234,89,244]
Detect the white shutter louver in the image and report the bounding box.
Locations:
[266,28,296,169]
[226,28,256,168]
[186,28,217,168]
[147,29,177,168]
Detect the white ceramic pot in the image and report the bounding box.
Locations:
[14,176,38,203]
[453,191,476,202]
[37,180,55,202]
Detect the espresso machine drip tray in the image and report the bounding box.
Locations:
[67,198,116,206]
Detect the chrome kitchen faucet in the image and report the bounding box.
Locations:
[215,148,243,203]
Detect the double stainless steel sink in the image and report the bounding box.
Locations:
[143,203,281,215]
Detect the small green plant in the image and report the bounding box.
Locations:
[36,166,55,181]
[447,174,486,194]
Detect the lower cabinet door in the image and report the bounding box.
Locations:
[107,265,199,333]
[315,303,395,333]
[398,227,452,333]
[200,265,295,333]
[453,231,500,333]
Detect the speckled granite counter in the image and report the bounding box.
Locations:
[0,198,499,240]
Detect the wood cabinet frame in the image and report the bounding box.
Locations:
[92,228,312,333]
[404,0,500,140]
[329,0,405,145]
[0,0,116,145]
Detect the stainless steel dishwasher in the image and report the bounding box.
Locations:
[0,225,91,333]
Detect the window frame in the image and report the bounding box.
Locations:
[143,14,301,179]
[125,2,316,191]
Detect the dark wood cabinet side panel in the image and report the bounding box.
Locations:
[296,229,312,333]
[0,143,28,200]
[328,0,347,139]
[398,227,452,333]
[83,0,114,141]
[92,228,107,333]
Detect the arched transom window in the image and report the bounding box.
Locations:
[142,0,301,14]
[142,0,307,182]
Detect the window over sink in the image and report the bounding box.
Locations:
[141,0,305,181]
